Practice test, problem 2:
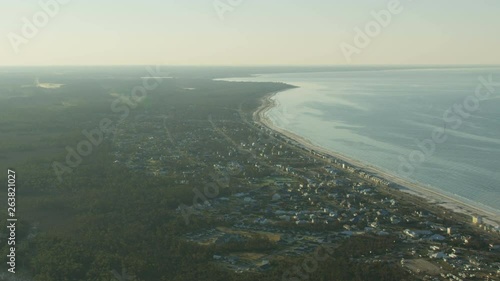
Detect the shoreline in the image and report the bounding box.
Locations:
[253,91,500,229]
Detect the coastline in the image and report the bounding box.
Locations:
[253,91,500,229]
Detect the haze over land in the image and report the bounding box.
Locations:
[1,1,500,280]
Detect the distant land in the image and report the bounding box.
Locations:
[0,66,498,281]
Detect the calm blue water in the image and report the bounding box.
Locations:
[224,67,500,213]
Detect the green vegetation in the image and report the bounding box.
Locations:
[0,67,458,280]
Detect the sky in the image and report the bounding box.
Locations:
[1,0,500,66]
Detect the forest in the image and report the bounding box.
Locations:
[0,68,415,281]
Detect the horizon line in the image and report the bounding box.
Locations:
[1,64,500,68]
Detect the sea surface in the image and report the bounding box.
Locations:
[223,67,500,214]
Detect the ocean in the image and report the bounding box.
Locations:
[223,67,500,214]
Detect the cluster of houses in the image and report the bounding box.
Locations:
[112,112,499,279]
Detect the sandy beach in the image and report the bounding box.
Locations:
[254,91,500,229]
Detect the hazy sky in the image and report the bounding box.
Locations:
[2,0,500,66]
